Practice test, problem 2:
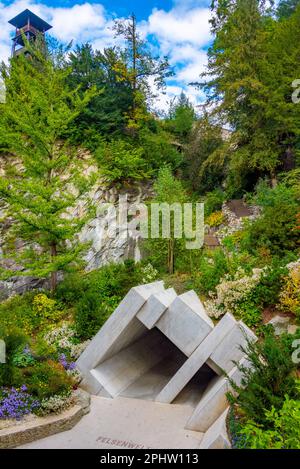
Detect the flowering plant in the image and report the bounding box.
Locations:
[205,268,263,319]
[44,323,90,359]
[0,386,39,420]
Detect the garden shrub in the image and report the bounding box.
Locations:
[75,290,118,340]
[204,267,263,320]
[94,139,151,185]
[17,361,74,400]
[32,294,65,324]
[193,249,231,296]
[0,328,28,387]
[55,272,86,306]
[12,344,36,368]
[0,292,37,335]
[236,396,300,449]
[203,189,226,217]
[241,183,300,256]
[227,330,300,426]
[206,211,225,228]
[279,262,300,320]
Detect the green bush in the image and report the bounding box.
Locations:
[0,328,28,387]
[194,249,231,295]
[55,272,87,306]
[237,396,300,449]
[242,183,300,255]
[227,329,300,426]
[203,189,226,217]
[72,261,140,339]
[74,290,118,340]
[95,139,151,185]
[0,292,37,335]
[17,361,74,400]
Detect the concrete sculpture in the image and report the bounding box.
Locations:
[77,281,256,432]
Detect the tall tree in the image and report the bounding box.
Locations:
[113,14,173,130]
[167,91,196,142]
[201,0,300,193]
[67,44,134,144]
[0,41,96,291]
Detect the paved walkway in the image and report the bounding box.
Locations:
[19,396,204,449]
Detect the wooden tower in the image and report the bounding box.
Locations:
[8,9,52,57]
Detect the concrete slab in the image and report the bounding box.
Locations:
[137,288,177,329]
[209,321,257,373]
[156,291,214,357]
[155,313,236,404]
[76,282,164,394]
[18,396,204,449]
[186,358,252,432]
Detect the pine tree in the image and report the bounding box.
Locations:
[201,0,300,193]
[0,41,97,291]
[113,14,173,131]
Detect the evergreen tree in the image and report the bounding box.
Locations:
[0,42,97,291]
[277,0,300,19]
[148,167,187,274]
[67,44,134,144]
[201,0,300,193]
[167,92,196,142]
[113,14,173,131]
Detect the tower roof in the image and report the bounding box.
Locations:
[8,9,52,32]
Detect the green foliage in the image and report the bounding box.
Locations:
[66,44,134,145]
[74,291,117,340]
[0,39,97,290]
[0,292,38,335]
[145,166,189,274]
[0,292,66,336]
[241,183,300,255]
[0,328,27,387]
[277,0,300,19]
[94,139,151,185]
[203,189,226,217]
[69,262,140,339]
[193,249,231,296]
[237,396,300,449]
[166,92,196,142]
[202,0,300,193]
[12,345,36,368]
[227,330,300,426]
[17,361,74,400]
[138,128,183,172]
[184,117,225,193]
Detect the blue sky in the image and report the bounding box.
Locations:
[0,0,213,111]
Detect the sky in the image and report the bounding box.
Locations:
[0,0,213,112]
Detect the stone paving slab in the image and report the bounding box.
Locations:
[19,396,204,450]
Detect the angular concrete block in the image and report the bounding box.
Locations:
[76,281,165,393]
[91,329,173,397]
[155,313,237,404]
[137,288,177,329]
[199,409,231,449]
[156,291,214,357]
[209,321,257,374]
[186,358,252,433]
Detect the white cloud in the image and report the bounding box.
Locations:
[0,0,211,111]
[147,7,211,48]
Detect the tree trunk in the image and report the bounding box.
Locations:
[270,170,278,188]
[50,242,58,292]
[168,239,175,275]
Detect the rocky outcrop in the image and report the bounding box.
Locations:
[0,155,154,298]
